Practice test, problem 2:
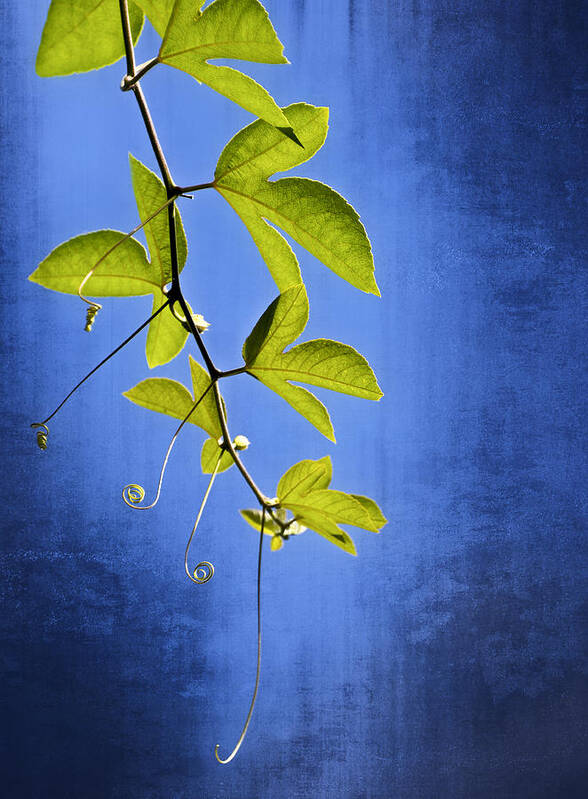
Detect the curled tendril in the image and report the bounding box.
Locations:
[192,561,215,584]
[121,382,214,512]
[215,506,266,764]
[84,304,101,332]
[31,423,49,450]
[184,451,223,585]
[122,483,145,507]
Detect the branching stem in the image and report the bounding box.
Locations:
[121,56,160,90]
[114,0,283,765]
[117,0,271,510]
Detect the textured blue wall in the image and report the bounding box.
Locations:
[1,1,586,797]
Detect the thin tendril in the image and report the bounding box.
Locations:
[33,300,170,428]
[215,507,266,764]
[77,194,178,309]
[184,450,223,585]
[122,382,214,510]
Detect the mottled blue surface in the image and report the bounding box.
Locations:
[1,1,586,797]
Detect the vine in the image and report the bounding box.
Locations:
[31,0,387,762]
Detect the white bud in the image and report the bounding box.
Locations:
[233,434,250,451]
[191,313,210,333]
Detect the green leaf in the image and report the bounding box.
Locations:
[36,0,144,77]
[129,154,189,367]
[242,284,382,439]
[29,231,154,296]
[123,355,227,439]
[134,0,175,36]
[239,509,280,536]
[286,490,382,533]
[29,155,190,368]
[146,292,189,369]
[215,103,379,294]
[123,376,196,422]
[349,494,388,530]
[189,356,225,439]
[275,456,387,555]
[277,456,332,502]
[201,437,234,474]
[284,507,357,555]
[159,0,293,134]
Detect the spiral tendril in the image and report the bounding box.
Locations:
[192,561,215,584]
[31,423,49,451]
[215,507,266,764]
[121,382,214,512]
[122,483,145,507]
[84,304,101,332]
[184,451,222,585]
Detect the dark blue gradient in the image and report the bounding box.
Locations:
[1,1,586,797]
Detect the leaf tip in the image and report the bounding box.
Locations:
[277,126,305,148]
[368,277,382,297]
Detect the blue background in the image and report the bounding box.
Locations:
[1,1,586,796]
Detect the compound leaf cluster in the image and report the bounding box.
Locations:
[242,456,387,555]
[32,0,386,559]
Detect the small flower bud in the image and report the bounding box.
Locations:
[233,434,250,451]
[191,313,210,334]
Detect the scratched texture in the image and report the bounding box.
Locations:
[1,1,587,797]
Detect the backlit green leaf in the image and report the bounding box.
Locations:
[242,284,382,439]
[29,155,190,368]
[276,456,332,502]
[215,103,379,294]
[123,377,196,422]
[129,154,189,367]
[349,494,388,530]
[286,490,381,533]
[159,0,293,134]
[29,231,154,296]
[123,355,227,440]
[239,509,280,536]
[134,0,175,36]
[189,356,225,439]
[36,0,144,77]
[275,456,387,555]
[201,437,234,474]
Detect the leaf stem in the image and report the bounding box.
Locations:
[118,0,135,75]
[177,181,216,193]
[132,84,174,187]
[211,382,269,507]
[217,366,248,379]
[121,56,160,91]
